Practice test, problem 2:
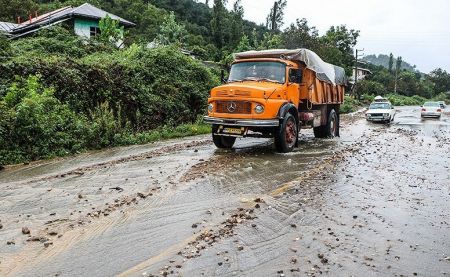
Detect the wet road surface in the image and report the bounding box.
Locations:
[0,106,449,276]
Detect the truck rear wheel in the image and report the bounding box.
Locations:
[327,109,339,138]
[274,113,297,153]
[313,109,339,138]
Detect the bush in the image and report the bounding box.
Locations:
[432,92,450,102]
[340,96,360,114]
[385,94,427,106]
[0,37,220,165]
[0,45,220,131]
[0,33,11,62]
[358,80,387,96]
[0,76,87,164]
[9,26,93,58]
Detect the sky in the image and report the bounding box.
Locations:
[212,0,450,73]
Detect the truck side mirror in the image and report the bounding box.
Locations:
[289,69,302,84]
[221,69,227,84]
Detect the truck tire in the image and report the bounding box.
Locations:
[212,125,236,149]
[326,109,339,138]
[274,112,297,153]
[313,109,339,138]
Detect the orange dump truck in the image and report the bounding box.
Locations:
[204,49,347,153]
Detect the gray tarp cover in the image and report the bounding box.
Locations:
[234,49,347,85]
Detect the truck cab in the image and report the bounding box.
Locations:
[204,49,346,153]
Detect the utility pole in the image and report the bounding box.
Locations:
[353,48,364,100]
[394,56,402,94]
[394,70,398,94]
[271,1,278,31]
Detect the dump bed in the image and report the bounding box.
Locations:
[235,49,346,105]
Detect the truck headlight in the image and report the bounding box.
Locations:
[383,113,389,117]
[208,103,214,112]
[255,104,264,114]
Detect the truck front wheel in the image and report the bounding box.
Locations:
[212,135,236,149]
[212,126,236,149]
[274,113,298,153]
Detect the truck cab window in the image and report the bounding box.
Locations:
[289,68,302,84]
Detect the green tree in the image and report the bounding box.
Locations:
[211,0,227,49]
[251,28,259,49]
[230,0,244,47]
[0,0,37,22]
[358,80,387,96]
[155,11,187,46]
[282,18,319,50]
[266,0,287,32]
[320,25,359,75]
[98,15,125,47]
[259,33,283,50]
[235,34,252,52]
[108,0,167,43]
[427,68,450,94]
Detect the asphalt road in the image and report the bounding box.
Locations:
[0,106,449,277]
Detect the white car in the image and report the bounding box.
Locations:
[421,102,442,118]
[366,102,396,123]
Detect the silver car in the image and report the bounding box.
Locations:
[421,102,442,118]
[366,102,396,123]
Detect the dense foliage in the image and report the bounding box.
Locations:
[0,28,219,165]
[363,54,417,72]
[356,60,450,100]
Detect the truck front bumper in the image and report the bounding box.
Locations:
[203,116,280,127]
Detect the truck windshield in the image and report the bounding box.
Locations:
[228,61,286,84]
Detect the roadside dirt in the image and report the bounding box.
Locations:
[0,106,449,277]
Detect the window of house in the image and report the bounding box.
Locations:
[90,26,101,37]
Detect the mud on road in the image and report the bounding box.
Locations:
[0,106,449,277]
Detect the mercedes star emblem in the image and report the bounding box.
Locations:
[227,102,237,113]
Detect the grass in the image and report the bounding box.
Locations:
[113,123,212,146]
[0,123,212,167]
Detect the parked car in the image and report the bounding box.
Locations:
[437,101,446,109]
[366,102,396,123]
[421,102,442,118]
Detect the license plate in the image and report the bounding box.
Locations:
[222,127,244,135]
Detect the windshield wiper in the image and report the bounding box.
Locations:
[257,78,282,84]
[227,77,258,83]
[228,77,281,84]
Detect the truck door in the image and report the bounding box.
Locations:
[287,68,302,105]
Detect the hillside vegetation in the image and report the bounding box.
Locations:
[363,54,417,72]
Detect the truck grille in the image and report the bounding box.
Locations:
[370,113,383,117]
[216,101,252,114]
[216,90,251,97]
